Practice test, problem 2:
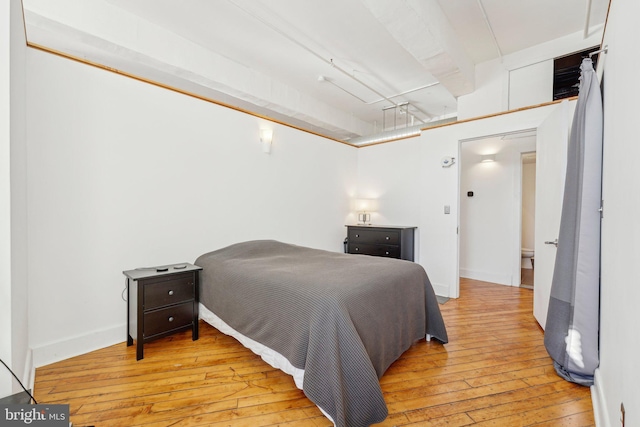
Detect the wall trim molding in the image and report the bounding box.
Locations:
[31,324,125,368]
[431,281,452,298]
[359,97,578,148]
[591,368,610,427]
[25,41,578,150]
[22,349,33,397]
[25,42,352,148]
[460,269,512,287]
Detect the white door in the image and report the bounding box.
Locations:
[533,100,574,329]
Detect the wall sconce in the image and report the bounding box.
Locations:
[354,198,378,225]
[260,129,273,154]
[480,154,496,163]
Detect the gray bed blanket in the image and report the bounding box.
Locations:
[195,240,448,427]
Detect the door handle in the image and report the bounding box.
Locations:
[544,239,558,247]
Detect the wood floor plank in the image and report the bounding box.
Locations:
[33,279,594,426]
[402,381,580,424]
[528,410,596,427]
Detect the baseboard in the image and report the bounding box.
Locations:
[0,390,32,404]
[32,324,125,368]
[431,281,450,298]
[460,268,512,286]
[591,368,610,427]
[23,348,34,398]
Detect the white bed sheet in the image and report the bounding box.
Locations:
[199,303,335,424]
[199,303,305,388]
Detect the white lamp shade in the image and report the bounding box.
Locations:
[260,129,273,153]
[353,198,378,212]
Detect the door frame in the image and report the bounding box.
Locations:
[456,127,537,296]
[519,150,537,287]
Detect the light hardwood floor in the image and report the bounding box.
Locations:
[521,268,534,288]
[34,279,594,426]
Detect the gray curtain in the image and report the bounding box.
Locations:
[544,58,603,386]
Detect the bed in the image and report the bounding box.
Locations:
[194,240,448,427]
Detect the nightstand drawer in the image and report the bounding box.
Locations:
[144,302,194,338]
[348,229,400,245]
[350,243,400,258]
[144,274,195,310]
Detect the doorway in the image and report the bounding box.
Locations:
[520,152,536,289]
[453,101,573,322]
[458,130,537,289]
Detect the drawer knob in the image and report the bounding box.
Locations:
[385,236,390,240]
[385,251,390,255]
[168,316,174,322]
[355,234,359,237]
[168,290,174,296]
[355,247,359,251]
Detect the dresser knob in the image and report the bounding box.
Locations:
[385,251,390,255]
[355,247,359,251]
[385,236,390,240]
[168,290,174,296]
[168,316,174,322]
[355,234,359,237]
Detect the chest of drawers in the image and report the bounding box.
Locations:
[123,263,202,360]
[346,225,416,261]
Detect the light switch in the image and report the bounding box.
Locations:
[444,205,450,214]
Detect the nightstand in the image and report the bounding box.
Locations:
[346,225,417,261]
[123,263,202,360]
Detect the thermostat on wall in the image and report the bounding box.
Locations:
[440,156,455,168]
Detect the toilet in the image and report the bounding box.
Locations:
[521,248,534,269]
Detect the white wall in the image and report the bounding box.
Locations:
[357,132,458,298]
[459,136,536,286]
[594,1,640,425]
[1,0,29,398]
[521,161,536,253]
[509,60,554,110]
[1,0,13,398]
[26,49,358,366]
[10,0,29,393]
[358,106,558,298]
[458,28,603,120]
[457,59,506,120]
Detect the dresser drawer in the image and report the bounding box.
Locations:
[345,225,416,261]
[143,274,195,310]
[348,228,400,245]
[350,243,400,258]
[144,302,194,338]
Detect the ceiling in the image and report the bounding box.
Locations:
[21,0,609,144]
[461,131,538,164]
